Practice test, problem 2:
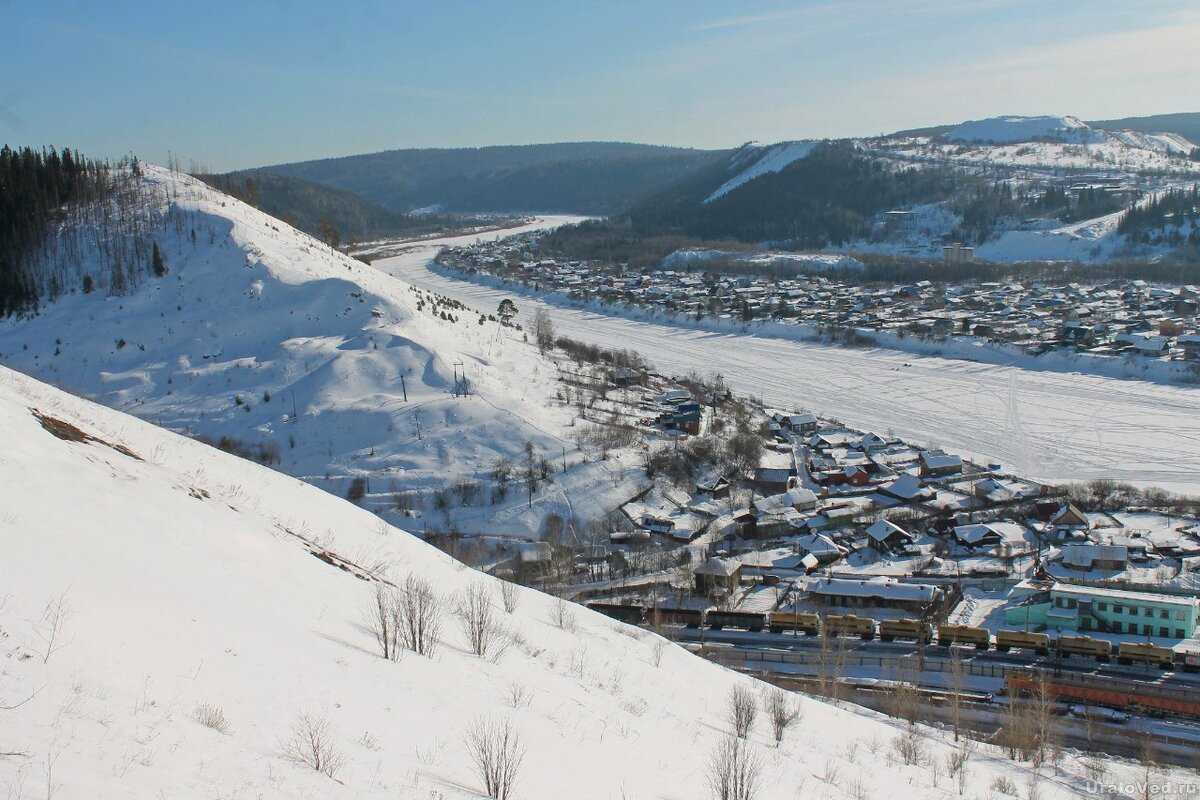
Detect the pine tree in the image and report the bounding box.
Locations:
[152,242,167,277]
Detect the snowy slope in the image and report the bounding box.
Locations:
[1110,129,1196,155]
[4,365,1178,798]
[944,115,1106,145]
[0,167,629,538]
[705,141,818,203]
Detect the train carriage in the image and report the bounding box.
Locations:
[878,618,934,644]
[1117,641,1174,669]
[650,606,705,628]
[995,630,1050,655]
[767,610,821,635]
[706,610,766,632]
[586,602,645,625]
[1055,634,1112,662]
[824,614,877,641]
[938,624,990,649]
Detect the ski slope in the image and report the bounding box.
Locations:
[705,141,818,203]
[384,244,1200,496]
[6,365,1171,798]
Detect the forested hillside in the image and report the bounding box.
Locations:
[627,142,962,246]
[256,142,727,214]
[0,146,169,317]
[198,170,421,243]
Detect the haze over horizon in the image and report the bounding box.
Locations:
[3,0,1199,171]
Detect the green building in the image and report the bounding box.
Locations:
[1005,581,1199,641]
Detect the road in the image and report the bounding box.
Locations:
[372,221,1200,496]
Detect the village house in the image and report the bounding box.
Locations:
[1005,581,1199,639]
[919,450,964,478]
[1060,544,1128,572]
[806,576,942,615]
[865,519,916,553]
[694,557,743,596]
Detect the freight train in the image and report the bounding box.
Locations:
[586,602,1200,671]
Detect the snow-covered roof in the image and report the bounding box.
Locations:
[695,557,741,577]
[807,576,937,603]
[865,518,912,543]
[920,452,963,470]
[883,473,927,499]
[1061,544,1128,569]
[1050,582,1199,610]
[953,521,1028,546]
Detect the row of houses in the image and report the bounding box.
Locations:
[436,238,1200,361]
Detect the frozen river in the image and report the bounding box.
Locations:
[374,220,1200,496]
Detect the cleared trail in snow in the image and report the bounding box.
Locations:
[374,226,1200,496]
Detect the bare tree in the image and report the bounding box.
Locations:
[280,711,345,779]
[397,575,443,657]
[366,582,400,661]
[705,733,763,800]
[498,580,520,614]
[1138,731,1160,800]
[36,592,72,665]
[884,673,920,727]
[533,308,555,354]
[815,629,846,700]
[1027,675,1058,771]
[945,738,976,796]
[762,686,801,746]
[727,684,757,739]
[457,583,503,659]
[551,597,577,632]
[463,716,525,800]
[649,638,666,667]
[891,727,927,766]
[947,647,967,743]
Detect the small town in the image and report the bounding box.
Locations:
[437,234,1200,361]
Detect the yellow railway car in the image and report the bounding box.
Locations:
[1117,641,1174,669]
[938,624,990,650]
[824,614,877,640]
[878,618,934,644]
[768,610,820,635]
[1056,635,1112,662]
[995,630,1051,655]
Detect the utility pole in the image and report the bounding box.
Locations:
[400,375,407,402]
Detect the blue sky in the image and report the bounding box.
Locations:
[2,0,1198,171]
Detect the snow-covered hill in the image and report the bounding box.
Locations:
[0,166,630,538]
[944,115,1107,145]
[2,365,1192,798]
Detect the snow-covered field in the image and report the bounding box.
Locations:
[8,364,1181,798]
[390,256,1200,496]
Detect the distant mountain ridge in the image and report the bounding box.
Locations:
[254,142,729,215]
[549,114,1200,265]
